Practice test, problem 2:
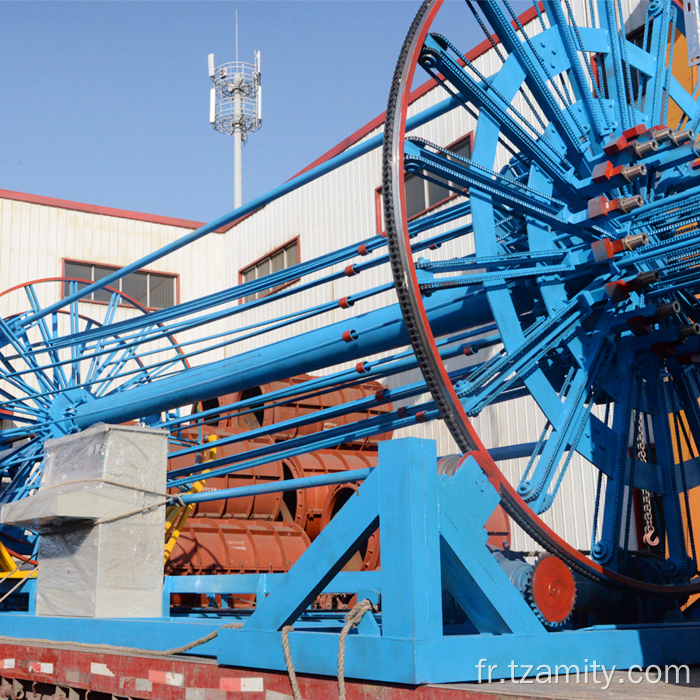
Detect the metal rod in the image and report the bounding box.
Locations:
[14,94,461,331]
[179,467,373,505]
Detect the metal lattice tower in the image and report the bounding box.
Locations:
[208,39,262,208]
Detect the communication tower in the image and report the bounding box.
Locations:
[208,23,262,208]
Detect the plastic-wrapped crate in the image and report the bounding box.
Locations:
[1,423,167,618]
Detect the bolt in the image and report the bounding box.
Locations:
[619,196,644,214]
[517,480,533,498]
[678,323,700,339]
[633,139,658,158]
[664,558,683,578]
[656,301,680,318]
[591,540,613,564]
[670,129,694,146]
[621,163,647,182]
[622,232,649,250]
[636,270,660,287]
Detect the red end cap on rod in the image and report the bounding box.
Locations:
[622,123,647,140]
[374,388,387,403]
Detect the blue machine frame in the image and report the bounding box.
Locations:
[4,0,700,688]
[3,439,700,683]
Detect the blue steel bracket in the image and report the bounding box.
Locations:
[217,437,700,684]
[218,437,544,679]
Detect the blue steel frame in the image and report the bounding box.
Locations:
[3,0,700,688]
[3,439,700,684]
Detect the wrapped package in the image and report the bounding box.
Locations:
[0,423,167,618]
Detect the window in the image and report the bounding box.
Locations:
[405,135,472,218]
[376,133,473,234]
[240,239,299,303]
[63,261,177,309]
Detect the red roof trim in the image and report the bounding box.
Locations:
[0,189,219,232]
[290,3,542,181]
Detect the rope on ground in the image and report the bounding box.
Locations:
[0,620,242,657]
[281,625,303,700]
[338,598,375,700]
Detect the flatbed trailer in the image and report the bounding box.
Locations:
[0,643,696,700]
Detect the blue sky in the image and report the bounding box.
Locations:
[0,1,519,223]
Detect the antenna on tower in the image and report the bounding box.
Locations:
[208,27,262,209]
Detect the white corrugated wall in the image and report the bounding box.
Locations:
[0,198,230,393]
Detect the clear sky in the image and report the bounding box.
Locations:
[0,1,527,224]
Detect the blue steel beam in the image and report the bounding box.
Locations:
[72,285,502,428]
[179,467,373,506]
[10,95,463,333]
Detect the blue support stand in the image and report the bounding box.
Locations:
[217,438,700,684]
[3,439,700,684]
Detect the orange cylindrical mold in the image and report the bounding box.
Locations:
[280,449,378,539]
[191,374,393,447]
[320,482,380,571]
[168,428,283,520]
[167,518,310,575]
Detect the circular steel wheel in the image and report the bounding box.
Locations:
[0,277,189,504]
[384,0,700,595]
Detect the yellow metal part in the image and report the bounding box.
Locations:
[0,542,36,578]
[0,541,16,573]
[164,434,217,565]
[164,502,198,565]
[5,569,37,579]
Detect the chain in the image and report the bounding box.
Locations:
[383,0,700,597]
[637,410,659,547]
[637,411,660,547]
